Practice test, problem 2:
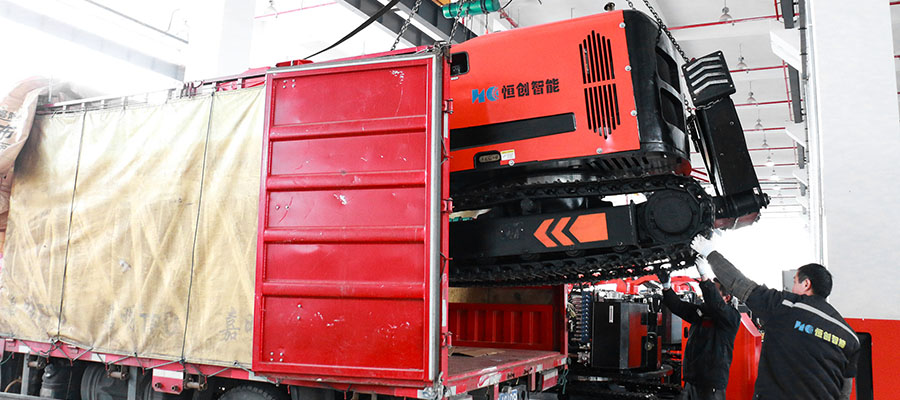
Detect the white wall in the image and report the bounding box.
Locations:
[671,216,813,291]
[807,0,900,320]
[183,0,255,80]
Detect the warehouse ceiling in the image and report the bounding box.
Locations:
[5,0,898,218]
[82,0,820,217]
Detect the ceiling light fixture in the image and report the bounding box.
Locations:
[747,82,757,104]
[719,0,733,23]
[755,118,764,131]
[266,0,278,17]
[765,151,775,167]
[736,44,748,70]
[769,168,780,182]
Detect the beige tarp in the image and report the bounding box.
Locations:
[0,78,49,242]
[0,87,264,366]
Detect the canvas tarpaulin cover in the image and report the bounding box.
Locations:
[0,78,49,241]
[0,86,264,366]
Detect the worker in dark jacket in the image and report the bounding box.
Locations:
[691,234,859,400]
[658,260,740,400]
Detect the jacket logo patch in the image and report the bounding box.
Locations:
[794,320,847,349]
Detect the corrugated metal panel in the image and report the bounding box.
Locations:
[253,53,444,384]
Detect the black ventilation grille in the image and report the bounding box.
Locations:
[583,84,620,139]
[579,31,620,138]
[682,51,735,106]
[580,31,615,83]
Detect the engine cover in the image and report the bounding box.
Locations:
[448,10,691,192]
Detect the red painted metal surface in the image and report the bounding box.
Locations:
[0,337,440,398]
[596,275,696,295]
[254,53,445,385]
[847,318,900,400]
[448,11,639,173]
[727,314,762,400]
[449,303,555,351]
[680,313,760,399]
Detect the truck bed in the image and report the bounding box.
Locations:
[446,347,566,395]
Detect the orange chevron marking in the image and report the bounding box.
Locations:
[534,219,556,247]
[551,217,574,246]
[570,213,608,243]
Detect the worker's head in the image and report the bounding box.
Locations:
[713,278,732,304]
[792,263,832,298]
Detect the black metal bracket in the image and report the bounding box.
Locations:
[682,51,769,227]
[338,0,476,46]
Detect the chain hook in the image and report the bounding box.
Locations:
[448,0,472,45]
[391,0,424,50]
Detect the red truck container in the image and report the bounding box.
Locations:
[252,48,567,398]
[0,49,566,400]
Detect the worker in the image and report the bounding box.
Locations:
[657,260,740,400]
[691,234,860,400]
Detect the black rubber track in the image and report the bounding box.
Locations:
[450,174,714,286]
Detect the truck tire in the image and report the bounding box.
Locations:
[221,385,289,400]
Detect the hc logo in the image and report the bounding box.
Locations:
[794,320,814,334]
[472,86,501,103]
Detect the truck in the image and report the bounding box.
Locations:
[0,8,764,400]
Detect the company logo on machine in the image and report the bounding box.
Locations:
[471,86,501,103]
[471,78,561,103]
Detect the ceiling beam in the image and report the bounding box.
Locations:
[670,18,783,41]
[0,0,185,80]
[729,66,788,82]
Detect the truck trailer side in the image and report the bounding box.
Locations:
[0,49,566,400]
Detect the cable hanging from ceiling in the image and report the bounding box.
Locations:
[747,81,757,104]
[736,43,748,70]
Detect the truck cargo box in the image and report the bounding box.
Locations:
[0,49,566,399]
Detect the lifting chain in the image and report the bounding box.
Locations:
[625,0,695,121]
[391,0,424,50]
[448,0,471,44]
[625,0,687,64]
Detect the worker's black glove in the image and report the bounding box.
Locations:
[657,269,671,290]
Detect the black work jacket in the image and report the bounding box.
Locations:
[662,279,741,389]
[706,252,860,400]
[745,287,860,400]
